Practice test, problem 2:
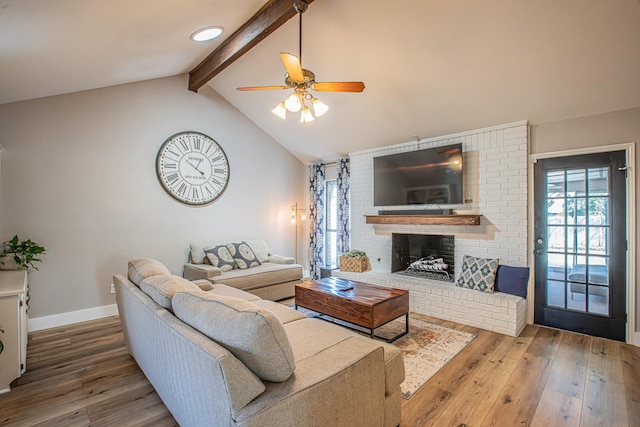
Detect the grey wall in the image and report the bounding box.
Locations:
[0,75,306,318]
[531,107,640,332]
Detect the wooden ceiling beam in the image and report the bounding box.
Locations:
[188,0,314,93]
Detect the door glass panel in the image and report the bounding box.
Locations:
[547,170,565,197]
[567,282,586,311]
[548,226,565,252]
[547,254,565,281]
[566,169,585,196]
[547,280,566,308]
[588,168,608,196]
[547,199,565,224]
[588,228,609,256]
[566,226,587,254]
[588,286,609,315]
[587,256,609,284]
[589,198,609,225]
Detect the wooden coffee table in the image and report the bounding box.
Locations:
[295,277,409,342]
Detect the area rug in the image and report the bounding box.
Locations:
[286,301,475,399]
[378,316,476,399]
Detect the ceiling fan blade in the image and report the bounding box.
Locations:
[313,82,365,92]
[236,85,289,91]
[280,52,304,83]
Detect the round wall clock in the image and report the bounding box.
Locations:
[156,131,230,205]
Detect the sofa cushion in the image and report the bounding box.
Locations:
[209,262,302,291]
[139,275,201,310]
[284,318,404,395]
[208,283,261,301]
[226,242,262,269]
[495,265,530,299]
[456,255,499,293]
[205,245,237,272]
[251,300,307,324]
[267,255,295,264]
[128,258,171,286]
[173,291,296,382]
[244,239,270,263]
[189,242,207,264]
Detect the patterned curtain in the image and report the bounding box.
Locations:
[308,164,326,279]
[336,157,351,259]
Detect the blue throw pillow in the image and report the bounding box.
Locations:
[495,265,530,299]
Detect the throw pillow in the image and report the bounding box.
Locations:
[127,258,171,286]
[456,255,499,293]
[245,239,270,263]
[226,242,262,269]
[204,245,237,272]
[139,275,201,310]
[495,265,530,299]
[172,291,296,382]
[189,242,207,264]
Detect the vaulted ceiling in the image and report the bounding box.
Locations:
[1,0,639,163]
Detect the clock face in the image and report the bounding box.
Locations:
[156,131,230,205]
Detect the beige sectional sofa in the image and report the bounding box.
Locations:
[115,259,404,427]
[183,239,302,301]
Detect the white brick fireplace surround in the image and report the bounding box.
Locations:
[341,121,529,336]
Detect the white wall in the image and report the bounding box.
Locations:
[0,75,306,320]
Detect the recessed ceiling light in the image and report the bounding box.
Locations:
[190,26,224,42]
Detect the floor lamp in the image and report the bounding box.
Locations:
[291,203,306,263]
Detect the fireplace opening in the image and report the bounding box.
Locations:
[391,234,455,282]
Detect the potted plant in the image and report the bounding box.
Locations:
[339,249,369,272]
[0,235,46,271]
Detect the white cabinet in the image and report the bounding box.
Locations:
[0,270,28,393]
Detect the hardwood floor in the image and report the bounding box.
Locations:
[0,315,638,427]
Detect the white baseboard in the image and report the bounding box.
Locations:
[629,330,640,347]
[28,304,119,332]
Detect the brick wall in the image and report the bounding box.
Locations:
[349,121,529,277]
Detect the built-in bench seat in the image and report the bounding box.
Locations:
[333,270,527,337]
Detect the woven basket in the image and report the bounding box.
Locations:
[339,256,369,272]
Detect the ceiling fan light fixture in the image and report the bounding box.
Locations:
[190,26,224,42]
[300,105,315,124]
[272,102,287,119]
[284,93,302,112]
[312,97,329,117]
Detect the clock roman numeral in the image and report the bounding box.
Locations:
[211,155,222,163]
[165,173,179,185]
[177,183,187,196]
[204,186,213,196]
[192,187,199,199]
[193,138,201,151]
[179,140,189,151]
[164,163,177,169]
[213,168,225,174]
[210,177,221,187]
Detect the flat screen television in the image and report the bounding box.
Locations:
[373,143,463,207]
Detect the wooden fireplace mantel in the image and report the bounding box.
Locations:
[365,214,481,226]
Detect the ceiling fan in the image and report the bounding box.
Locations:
[236,1,365,123]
